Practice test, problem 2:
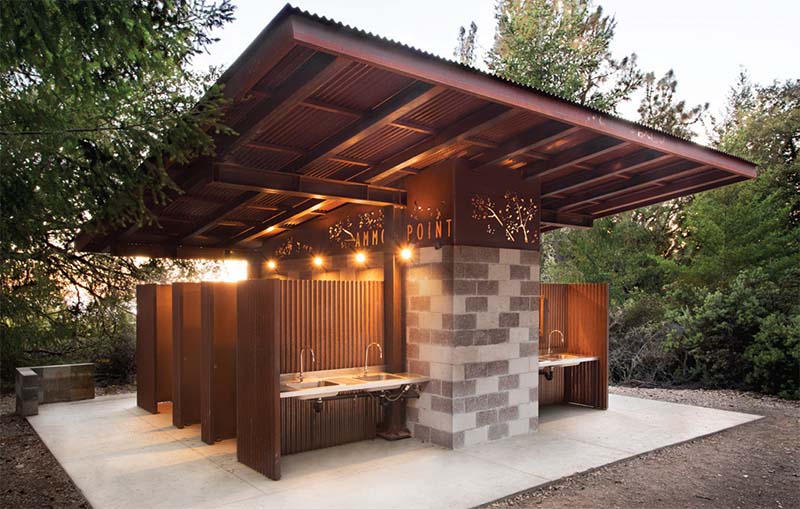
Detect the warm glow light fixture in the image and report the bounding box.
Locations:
[399,246,413,261]
[312,256,324,268]
[355,251,366,264]
[266,259,277,270]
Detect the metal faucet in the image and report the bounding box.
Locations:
[547,330,564,356]
[298,348,315,382]
[364,342,383,376]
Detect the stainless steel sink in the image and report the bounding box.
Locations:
[283,379,340,390]
[355,373,402,382]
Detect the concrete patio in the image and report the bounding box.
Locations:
[27,393,760,509]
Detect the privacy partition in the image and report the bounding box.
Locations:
[136,284,173,414]
[200,282,238,444]
[172,283,202,428]
[235,279,385,480]
[539,283,609,409]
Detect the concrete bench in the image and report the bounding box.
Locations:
[15,363,95,416]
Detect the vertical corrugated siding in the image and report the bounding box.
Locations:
[538,283,609,409]
[278,280,384,455]
[566,283,609,409]
[200,282,238,445]
[279,280,384,374]
[236,279,281,480]
[540,284,569,354]
[155,285,173,404]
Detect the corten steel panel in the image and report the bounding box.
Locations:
[200,282,238,445]
[172,283,202,428]
[566,283,609,409]
[539,284,569,354]
[538,368,565,405]
[278,280,384,374]
[538,283,608,408]
[280,397,380,455]
[236,279,281,480]
[278,279,385,454]
[136,285,173,413]
[136,285,157,413]
[155,285,174,403]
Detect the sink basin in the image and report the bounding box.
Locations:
[354,373,403,382]
[283,379,340,390]
[539,353,581,361]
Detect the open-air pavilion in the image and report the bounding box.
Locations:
[50,2,760,499]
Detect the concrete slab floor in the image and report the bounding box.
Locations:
[27,394,761,509]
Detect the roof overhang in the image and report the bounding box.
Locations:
[77,4,756,258]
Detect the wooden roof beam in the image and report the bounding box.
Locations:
[178,191,261,242]
[587,172,743,216]
[281,82,444,174]
[218,52,351,157]
[541,150,673,198]
[469,122,580,172]
[359,103,517,184]
[523,137,630,180]
[220,199,327,246]
[213,163,406,206]
[556,161,709,212]
[540,209,593,229]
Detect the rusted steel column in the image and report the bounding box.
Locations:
[378,205,411,440]
[247,256,265,279]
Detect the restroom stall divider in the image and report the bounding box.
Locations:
[236,279,281,480]
[172,282,202,428]
[200,282,238,445]
[136,284,173,414]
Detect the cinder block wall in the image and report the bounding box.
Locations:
[406,245,540,448]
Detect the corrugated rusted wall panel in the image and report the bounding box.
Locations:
[136,285,157,413]
[566,283,609,409]
[172,282,202,428]
[539,284,569,354]
[236,279,281,480]
[201,282,238,445]
[280,397,380,455]
[278,279,384,454]
[278,280,384,374]
[537,368,565,405]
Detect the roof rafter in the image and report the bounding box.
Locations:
[523,137,630,180]
[218,52,352,157]
[541,150,673,198]
[358,103,517,184]
[588,171,742,216]
[556,161,709,212]
[213,163,406,206]
[468,122,580,172]
[280,81,444,173]
[540,209,593,228]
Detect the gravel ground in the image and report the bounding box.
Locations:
[0,385,133,509]
[484,387,800,509]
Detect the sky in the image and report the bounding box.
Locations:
[194,0,799,130]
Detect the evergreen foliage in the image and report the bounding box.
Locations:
[0,0,235,386]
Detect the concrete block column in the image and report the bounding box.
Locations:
[406,245,540,448]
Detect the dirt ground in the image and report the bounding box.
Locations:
[1,386,797,509]
[485,387,800,509]
[0,385,132,509]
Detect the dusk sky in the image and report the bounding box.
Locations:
[194,0,799,133]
